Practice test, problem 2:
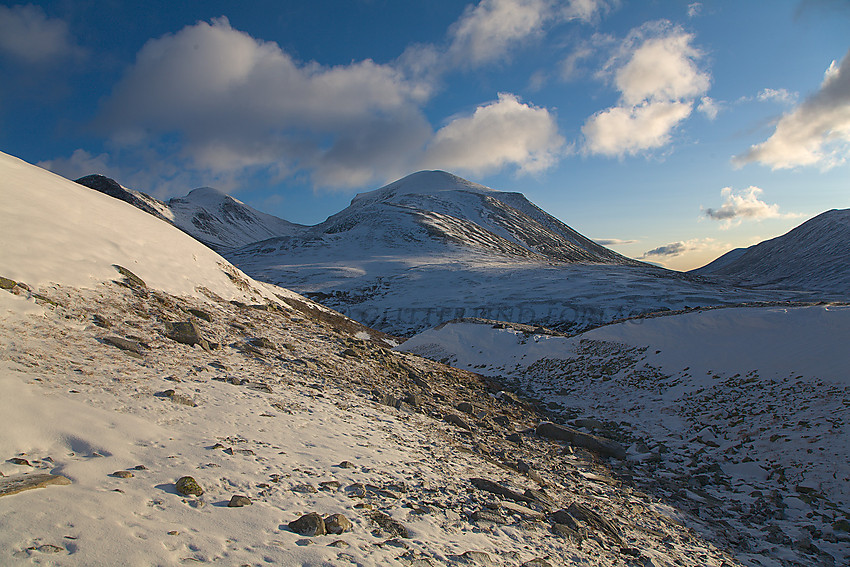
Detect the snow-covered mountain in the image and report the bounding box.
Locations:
[399,306,850,565]
[167,186,304,251]
[228,171,798,335]
[75,174,303,252]
[693,209,850,296]
[2,150,756,566]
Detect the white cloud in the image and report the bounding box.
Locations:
[697,96,719,119]
[448,0,550,66]
[757,88,798,104]
[702,186,802,228]
[422,93,565,175]
[582,100,692,156]
[87,17,569,192]
[560,46,593,81]
[0,4,84,64]
[583,22,710,156]
[613,29,709,106]
[447,0,614,66]
[734,50,850,169]
[95,17,434,189]
[687,3,702,18]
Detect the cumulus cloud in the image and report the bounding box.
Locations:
[447,0,613,66]
[583,100,693,156]
[734,50,850,169]
[0,4,84,64]
[582,22,710,156]
[86,17,567,192]
[702,186,801,228]
[422,93,565,175]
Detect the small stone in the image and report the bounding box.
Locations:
[296,538,314,546]
[165,320,204,346]
[132,464,147,470]
[167,531,179,536]
[459,550,493,565]
[456,402,475,414]
[319,480,341,491]
[292,483,317,494]
[9,458,31,466]
[522,559,553,567]
[324,513,353,535]
[328,540,350,548]
[289,513,327,536]
[0,276,16,290]
[445,413,472,430]
[337,461,356,469]
[111,471,134,478]
[471,509,508,524]
[175,476,203,496]
[228,494,252,507]
[368,511,409,538]
[506,432,523,444]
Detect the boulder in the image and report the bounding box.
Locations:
[289,513,326,536]
[535,422,626,460]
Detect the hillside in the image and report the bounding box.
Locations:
[400,305,850,566]
[0,152,748,565]
[693,209,850,296]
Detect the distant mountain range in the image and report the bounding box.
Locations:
[75,170,846,335]
[75,174,302,251]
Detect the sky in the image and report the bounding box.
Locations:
[0,0,848,271]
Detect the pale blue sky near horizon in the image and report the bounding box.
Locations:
[1,0,848,270]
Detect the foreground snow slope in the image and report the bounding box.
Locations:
[0,153,741,565]
[0,151,283,304]
[400,306,850,565]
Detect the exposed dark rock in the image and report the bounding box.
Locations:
[470,478,535,506]
[289,513,326,536]
[471,509,508,524]
[445,413,472,430]
[456,402,475,414]
[535,421,626,460]
[102,336,145,357]
[0,473,71,497]
[562,502,622,544]
[228,494,252,507]
[9,458,31,466]
[368,511,409,538]
[0,276,16,290]
[112,265,146,289]
[165,320,204,345]
[187,308,213,322]
[324,513,352,534]
[111,471,134,478]
[175,476,203,496]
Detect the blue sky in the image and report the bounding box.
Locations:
[1,0,848,270]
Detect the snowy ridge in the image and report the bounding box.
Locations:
[167,187,303,251]
[694,209,850,295]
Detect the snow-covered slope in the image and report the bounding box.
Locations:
[399,305,850,565]
[167,187,304,251]
[693,209,850,295]
[75,174,303,252]
[0,152,282,303]
[0,151,746,566]
[229,171,795,335]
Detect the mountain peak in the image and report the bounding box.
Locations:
[351,170,495,206]
[176,186,242,206]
